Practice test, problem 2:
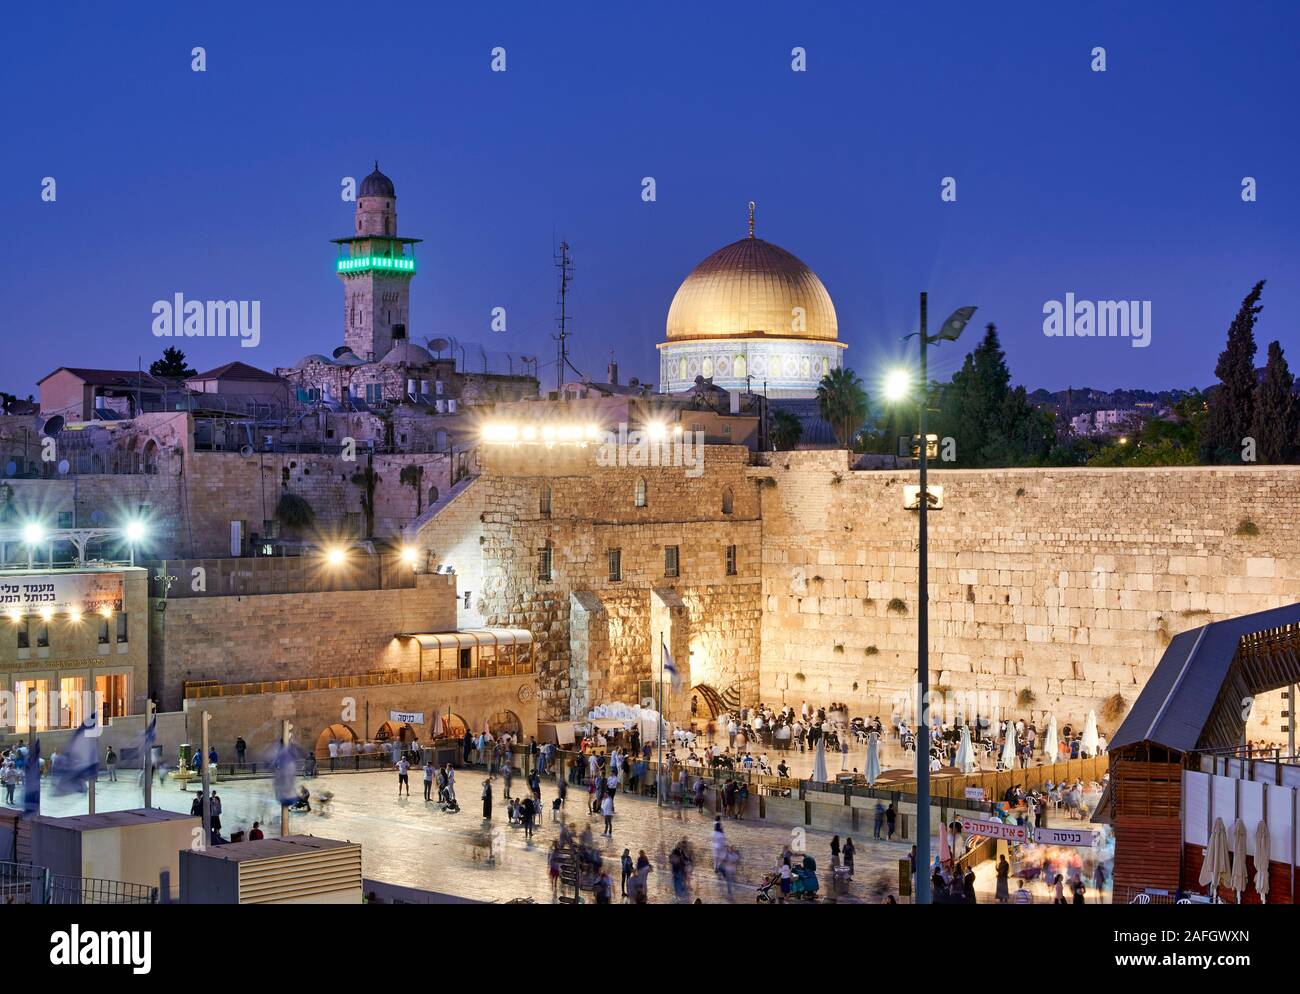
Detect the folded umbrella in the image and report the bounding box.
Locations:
[1254,820,1271,901]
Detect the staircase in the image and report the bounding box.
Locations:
[403,473,479,541]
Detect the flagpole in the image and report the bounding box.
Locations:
[200,711,211,847]
[657,631,664,808]
[280,720,291,838]
[143,701,155,809]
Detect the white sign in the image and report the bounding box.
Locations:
[963,787,986,801]
[903,484,944,510]
[959,817,1027,843]
[1031,825,1099,848]
[389,710,425,726]
[0,572,123,616]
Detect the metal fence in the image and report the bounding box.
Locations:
[0,862,157,905]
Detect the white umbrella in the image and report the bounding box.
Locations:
[939,822,951,864]
[955,726,976,774]
[1000,730,1017,770]
[866,732,881,786]
[1254,820,1271,901]
[811,736,828,782]
[1082,710,1099,757]
[1230,818,1250,900]
[1043,716,1058,765]
[431,712,445,737]
[1199,817,1230,894]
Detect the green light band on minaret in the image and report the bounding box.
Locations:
[337,255,416,274]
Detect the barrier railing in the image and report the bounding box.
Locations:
[184,662,534,700]
[0,861,157,905]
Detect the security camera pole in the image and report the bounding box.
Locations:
[201,711,212,848]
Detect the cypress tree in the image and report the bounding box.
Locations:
[1252,340,1296,463]
[1201,281,1265,463]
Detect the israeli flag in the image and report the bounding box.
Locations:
[54,711,100,795]
[22,740,41,816]
[662,641,682,692]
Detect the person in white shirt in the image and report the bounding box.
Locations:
[1014,880,1033,904]
[395,757,410,797]
[600,793,615,836]
[423,760,435,801]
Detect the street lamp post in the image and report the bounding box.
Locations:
[905,292,976,905]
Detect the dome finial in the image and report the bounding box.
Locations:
[748,201,756,239]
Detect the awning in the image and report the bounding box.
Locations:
[404,628,534,650]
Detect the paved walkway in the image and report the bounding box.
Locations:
[10,768,1111,904]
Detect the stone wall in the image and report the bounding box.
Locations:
[756,453,1300,739]
[427,444,764,723]
[149,573,458,710]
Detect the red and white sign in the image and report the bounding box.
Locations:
[959,817,1027,843]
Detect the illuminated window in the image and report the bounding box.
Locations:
[58,677,86,729]
[726,544,738,576]
[14,679,49,734]
[540,482,552,516]
[116,613,128,643]
[634,477,647,508]
[538,544,553,582]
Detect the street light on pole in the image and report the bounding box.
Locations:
[894,293,975,904]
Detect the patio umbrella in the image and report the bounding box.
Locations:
[1199,817,1230,893]
[1082,711,1099,756]
[1043,716,1058,766]
[939,822,951,864]
[811,736,828,782]
[1254,820,1271,901]
[1230,818,1250,900]
[431,712,445,737]
[866,732,881,786]
[955,726,976,774]
[1000,730,1017,770]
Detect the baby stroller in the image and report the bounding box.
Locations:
[755,869,781,903]
[442,783,461,813]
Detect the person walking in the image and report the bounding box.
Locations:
[423,759,435,801]
[235,736,247,767]
[600,791,615,836]
[521,793,536,839]
[885,802,897,840]
[843,837,855,877]
[481,778,493,820]
[209,792,223,838]
[395,757,410,797]
[873,802,885,840]
[105,747,118,782]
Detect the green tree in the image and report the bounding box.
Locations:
[932,324,1054,467]
[150,347,197,379]
[1087,392,1205,467]
[816,367,869,449]
[1201,281,1264,463]
[768,409,803,450]
[1252,340,1296,463]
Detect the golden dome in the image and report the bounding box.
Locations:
[665,235,838,343]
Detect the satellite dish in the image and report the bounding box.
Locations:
[429,338,450,355]
[239,444,255,457]
[57,460,70,475]
[41,415,65,436]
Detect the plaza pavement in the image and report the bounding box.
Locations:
[9,766,1111,904]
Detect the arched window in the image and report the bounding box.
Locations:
[427,485,440,506]
[721,486,733,515]
[539,481,552,516]
[634,477,647,508]
[733,355,747,379]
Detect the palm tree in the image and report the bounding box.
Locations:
[769,409,803,450]
[816,367,869,449]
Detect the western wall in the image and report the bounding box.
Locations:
[423,448,1300,740]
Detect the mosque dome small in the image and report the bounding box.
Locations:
[360,162,396,198]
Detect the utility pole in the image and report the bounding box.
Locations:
[916,292,931,904]
[200,711,212,848]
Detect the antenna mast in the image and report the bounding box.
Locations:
[552,240,578,392]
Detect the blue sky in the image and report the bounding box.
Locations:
[3,0,1297,397]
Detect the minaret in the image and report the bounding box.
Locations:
[333,162,422,361]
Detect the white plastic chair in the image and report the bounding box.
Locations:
[1130,892,1151,904]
